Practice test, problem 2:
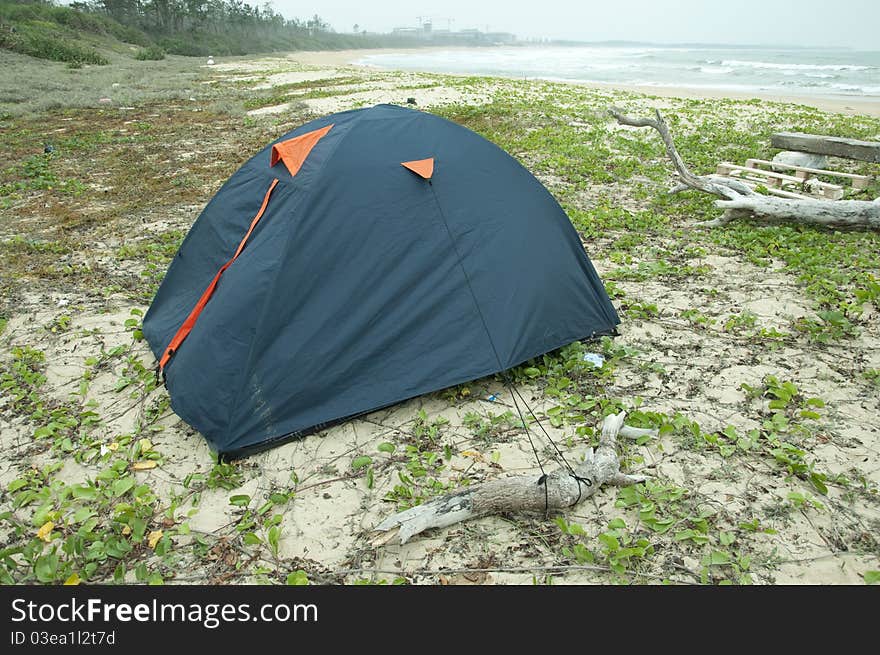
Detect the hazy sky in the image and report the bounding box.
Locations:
[274,0,879,49]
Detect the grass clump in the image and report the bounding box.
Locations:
[134,45,165,61]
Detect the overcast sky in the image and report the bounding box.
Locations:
[273,0,879,49]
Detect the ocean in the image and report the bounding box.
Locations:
[356,45,880,99]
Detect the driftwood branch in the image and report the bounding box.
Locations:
[609,107,880,229]
[372,412,650,545]
[770,132,880,163]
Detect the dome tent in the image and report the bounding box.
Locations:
[143,104,619,459]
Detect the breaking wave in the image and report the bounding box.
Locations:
[721,59,872,72]
[359,45,880,98]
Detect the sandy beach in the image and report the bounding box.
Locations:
[2,45,879,586]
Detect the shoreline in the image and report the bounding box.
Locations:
[285,47,880,117]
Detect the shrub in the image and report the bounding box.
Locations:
[134,45,164,60]
[0,22,108,65]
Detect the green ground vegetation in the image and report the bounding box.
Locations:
[1,52,878,586]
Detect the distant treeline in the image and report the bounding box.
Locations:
[70,0,363,55]
[0,0,429,63]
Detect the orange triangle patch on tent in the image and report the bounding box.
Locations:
[401,158,434,179]
[270,124,333,178]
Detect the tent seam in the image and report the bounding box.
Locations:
[429,112,619,330]
[428,184,508,371]
[223,110,373,443]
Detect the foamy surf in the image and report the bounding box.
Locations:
[358,45,880,98]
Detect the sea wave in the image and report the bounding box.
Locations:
[721,59,872,71]
[357,47,880,98]
[699,65,734,75]
[830,82,880,94]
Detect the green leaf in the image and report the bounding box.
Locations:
[229,494,251,507]
[616,546,647,561]
[132,485,152,499]
[377,442,396,454]
[643,517,675,534]
[351,456,372,470]
[243,532,262,546]
[111,476,135,498]
[568,522,585,536]
[607,518,626,530]
[7,478,29,493]
[523,367,541,378]
[154,536,172,556]
[572,544,594,564]
[147,572,164,585]
[130,517,146,541]
[615,486,642,508]
[708,550,731,566]
[34,553,59,583]
[80,517,100,534]
[597,533,619,552]
[286,570,309,585]
[810,473,829,496]
[72,507,94,523]
[690,517,710,533]
[863,571,880,585]
[674,529,709,545]
[267,525,281,553]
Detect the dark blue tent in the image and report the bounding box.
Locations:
[143,104,619,458]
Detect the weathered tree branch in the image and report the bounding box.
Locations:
[705,195,880,228]
[609,107,880,229]
[371,412,650,545]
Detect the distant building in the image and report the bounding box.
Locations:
[486,32,516,44]
[391,23,516,44]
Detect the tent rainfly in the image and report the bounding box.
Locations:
[143,104,620,458]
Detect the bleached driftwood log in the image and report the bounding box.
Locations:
[372,412,650,545]
[770,132,880,163]
[609,108,880,229]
